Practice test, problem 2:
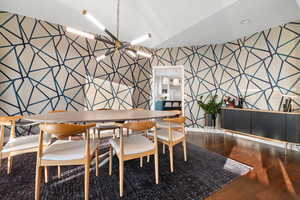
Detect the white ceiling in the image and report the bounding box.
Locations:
[2,0,300,48]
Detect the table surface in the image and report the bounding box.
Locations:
[222,107,300,115]
[24,110,181,123]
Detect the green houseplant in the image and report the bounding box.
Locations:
[198,95,222,127]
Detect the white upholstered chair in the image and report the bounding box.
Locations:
[148,116,187,172]
[0,116,49,175]
[35,123,98,200]
[109,121,159,197]
[93,108,120,139]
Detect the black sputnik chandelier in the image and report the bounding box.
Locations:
[66,0,152,61]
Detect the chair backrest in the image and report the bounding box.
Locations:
[48,110,67,114]
[163,116,186,141]
[0,116,23,150]
[163,116,185,124]
[122,121,155,131]
[129,108,145,111]
[0,116,23,126]
[39,123,95,139]
[96,108,111,111]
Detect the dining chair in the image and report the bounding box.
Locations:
[35,123,98,200]
[48,110,69,179]
[0,115,49,175]
[94,108,120,139]
[112,108,145,137]
[108,121,159,197]
[123,108,145,136]
[148,116,187,172]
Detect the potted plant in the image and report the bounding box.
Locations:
[198,95,223,127]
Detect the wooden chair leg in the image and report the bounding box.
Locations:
[57,166,61,178]
[95,148,99,176]
[154,152,159,184]
[98,129,100,139]
[163,144,166,154]
[44,167,49,183]
[35,166,42,200]
[183,140,187,162]
[0,153,2,168]
[112,129,115,139]
[169,146,174,172]
[92,130,95,140]
[119,159,124,197]
[140,157,143,167]
[84,161,90,200]
[109,146,112,176]
[7,155,12,174]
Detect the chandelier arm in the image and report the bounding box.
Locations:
[104,29,119,42]
[95,36,115,46]
[116,43,131,51]
[105,49,116,56]
[126,48,137,53]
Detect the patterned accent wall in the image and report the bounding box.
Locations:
[149,20,300,127]
[1,11,300,131]
[0,11,151,118]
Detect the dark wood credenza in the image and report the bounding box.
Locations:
[221,108,300,143]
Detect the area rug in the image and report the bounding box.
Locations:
[0,143,251,200]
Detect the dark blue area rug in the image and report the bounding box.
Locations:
[0,143,251,200]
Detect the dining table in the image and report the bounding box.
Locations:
[24,109,181,165]
[24,109,180,124]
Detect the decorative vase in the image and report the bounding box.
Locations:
[205,113,216,127]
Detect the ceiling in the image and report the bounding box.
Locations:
[2,0,300,48]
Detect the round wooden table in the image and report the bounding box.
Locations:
[24,110,180,123]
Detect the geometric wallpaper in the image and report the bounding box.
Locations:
[0,11,300,131]
[149,20,300,127]
[0,11,150,135]
[0,11,151,116]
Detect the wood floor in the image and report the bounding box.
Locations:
[187,132,300,200]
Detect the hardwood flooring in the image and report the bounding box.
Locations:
[187,132,300,200]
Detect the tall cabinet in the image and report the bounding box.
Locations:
[152,66,184,113]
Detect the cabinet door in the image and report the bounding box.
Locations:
[232,110,251,134]
[286,114,300,143]
[252,112,286,140]
[222,109,234,130]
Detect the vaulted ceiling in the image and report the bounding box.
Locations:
[2,0,300,48]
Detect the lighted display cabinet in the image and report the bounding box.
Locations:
[152,66,184,113]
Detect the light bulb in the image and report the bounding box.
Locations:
[127,50,136,58]
[130,33,151,45]
[137,50,152,58]
[66,27,95,40]
[96,55,106,62]
[82,10,106,31]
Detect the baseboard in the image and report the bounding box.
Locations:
[186,127,226,134]
[186,127,300,152]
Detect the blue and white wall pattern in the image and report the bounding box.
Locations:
[149,21,300,127]
[0,11,151,118]
[0,11,299,129]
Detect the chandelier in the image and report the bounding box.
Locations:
[66,0,152,61]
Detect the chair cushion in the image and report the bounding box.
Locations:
[42,140,97,161]
[96,124,119,130]
[109,135,154,155]
[148,128,184,142]
[2,134,50,153]
[156,120,182,129]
